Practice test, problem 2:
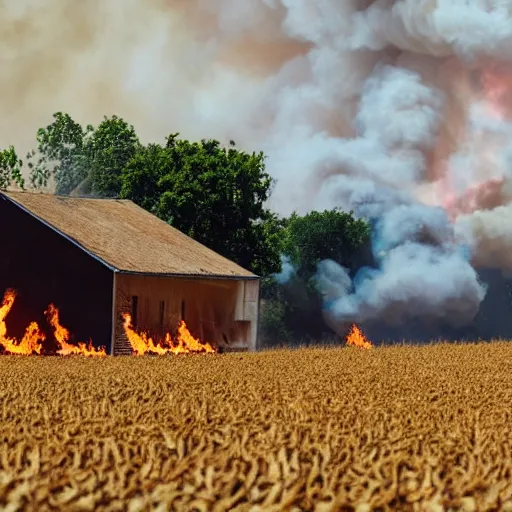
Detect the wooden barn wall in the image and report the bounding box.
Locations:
[113,274,259,352]
[0,198,113,353]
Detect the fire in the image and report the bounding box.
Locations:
[0,289,105,356]
[174,321,216,353]
[1,289,215,357]
[122,313,171,356]
[45,304,106,357]
[122,313,217,355]
[0,290,45,355]
[346,324,372,349]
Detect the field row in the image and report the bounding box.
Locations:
[1,342,512,510]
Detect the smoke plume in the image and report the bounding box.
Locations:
[2,0,512,333]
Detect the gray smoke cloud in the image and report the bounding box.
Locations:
[312,61,489,330]
[273,255,296,285]
[2,0,512,332]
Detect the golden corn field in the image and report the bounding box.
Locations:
[1,342,512,512]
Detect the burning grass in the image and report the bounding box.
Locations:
[1,341,512,510]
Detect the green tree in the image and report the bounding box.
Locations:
[0,146,24,191]
[87,115,140,197]
[28,112,88,193]
[282,209,370,277]
[121,135,281,275]
[29,113,140,196]
[117,142,170,212]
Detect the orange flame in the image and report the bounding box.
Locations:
[346,324,372,349]
[0,290,45,355]
[122,313,217,355]
[173,321,216,354]
[122,313,172,356]
[45,304,106,357]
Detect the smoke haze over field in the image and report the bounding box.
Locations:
[3,0,512,333]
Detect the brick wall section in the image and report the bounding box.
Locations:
[113,285,133,355]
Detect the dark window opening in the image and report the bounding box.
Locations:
[181,300,185,321]
[131,296,139,327]
[159,300,165,328]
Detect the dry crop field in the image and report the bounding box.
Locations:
[1,343,512,511]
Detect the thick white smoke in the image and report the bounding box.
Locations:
[2,0,512,331]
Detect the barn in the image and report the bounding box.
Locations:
[0,191,259,355]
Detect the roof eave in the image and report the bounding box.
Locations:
[115,269,260,280]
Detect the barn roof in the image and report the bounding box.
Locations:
[1,191,257,279]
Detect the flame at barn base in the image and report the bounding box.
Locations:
[122,313,217,355]
[0,289,217,356]
[0,290,45,355]
[0,289,105,356]
[45,304,106,357]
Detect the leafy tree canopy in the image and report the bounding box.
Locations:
[28,113,140,196]
[87,115,140,197]
[281,208,371,277]
[0,146,24,191]
[28,112,86,193]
